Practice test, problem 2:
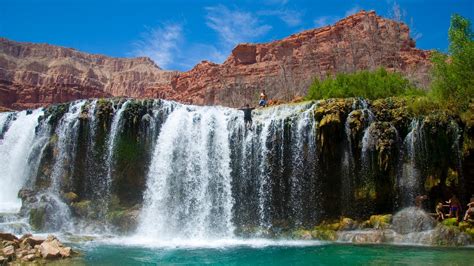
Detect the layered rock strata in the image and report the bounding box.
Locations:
[0,11,431,110]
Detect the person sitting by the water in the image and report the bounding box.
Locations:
[446,195,462,221]
[463,197,474,222]
[259,90,268,107]
[239,104,255,128]
[436,202,446,221]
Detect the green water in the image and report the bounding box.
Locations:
[66,242,474,265]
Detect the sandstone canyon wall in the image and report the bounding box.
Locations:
[0,11,431,110]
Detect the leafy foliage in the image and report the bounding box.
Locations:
[431,14,474,111]
[306,68,422,101]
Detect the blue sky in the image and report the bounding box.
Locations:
[1,0,473,71]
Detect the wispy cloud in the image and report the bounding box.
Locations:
[132,23,183,69]
[263,0,289,5]
[258,9,304,27]
[205,5,272,48]
[345,5,361,17]
[313,16,337,28]
[313,6,362,29]
[386,0,422,41]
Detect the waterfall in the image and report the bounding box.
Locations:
[399,119,422,207]
[137,101,320,239]
[288,104,318,225]
[105,100,129,193]
[0,110,43,213]
[41,101,85,231]
[0,97,468,242]
[138,104,235,239]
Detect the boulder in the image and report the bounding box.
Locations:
[29,207,46,231]
[19,233,32,242]
[59,247,72,257]
[339,217,358,231]
[292,229,312,240]
[369,214,392,229]
[39,236,61,259]
[2,245,15,256]
[16,249,28,258]
[0,232,18,242]
[22,236,45,247]
[311,228,337,241]
[22,254,36,261]
[392,207,436,234]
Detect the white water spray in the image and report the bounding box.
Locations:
[0,110,43,213]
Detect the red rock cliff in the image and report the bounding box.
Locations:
[0,38,176,109]
[0,11,431,110]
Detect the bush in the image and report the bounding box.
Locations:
[306,68,423,100]
[431,14,474,111]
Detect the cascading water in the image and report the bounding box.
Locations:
[40,101,86,231]
[105,101,129,193]
[137,104,235,239]
[0,110,43,213]
[136,101,321,240]
[399,119,422,207]
[0,97,469,249]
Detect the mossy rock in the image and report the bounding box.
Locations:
[313,98,352,121]
[43,103,69,127]
[310,228,337,241]
[369,214,392,229]
[71,200,92,218]
[433,224,470,246]
[339,217,358,231]
[291,229,312,240]
[29,207,46,231]
[465,228,474,239]
[346,110,366,140]
[106,205,141,233]
[62,192,79,204]
[458,221,472,231]
[441,218,459,227]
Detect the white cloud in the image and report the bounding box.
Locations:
[263,0,288,5]
[258,9,304,27]
[345,5,361,17]
[313,6,363,29]
[132,23,183,69]
[313,16,336,28]
[205,5,272,48]
[175,44,228,70]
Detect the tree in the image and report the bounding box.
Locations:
[431,14,474,110]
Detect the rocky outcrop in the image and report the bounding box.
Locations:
[0,38,176,110]
[291,208,474,246]
[0,11,431,110]
[0,233,75,263]
[163,11,431,106]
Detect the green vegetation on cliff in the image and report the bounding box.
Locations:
[307,14,474,114]
[306,68,421,100]
[431,14,474,111]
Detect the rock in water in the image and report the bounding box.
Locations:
[392,207,436,234]
[39,235,65,259]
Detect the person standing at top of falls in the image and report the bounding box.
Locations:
[239,104,255,129]
[259,90,268,107]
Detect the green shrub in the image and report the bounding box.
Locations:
[306,68,423,100]
[431,14,474,111]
